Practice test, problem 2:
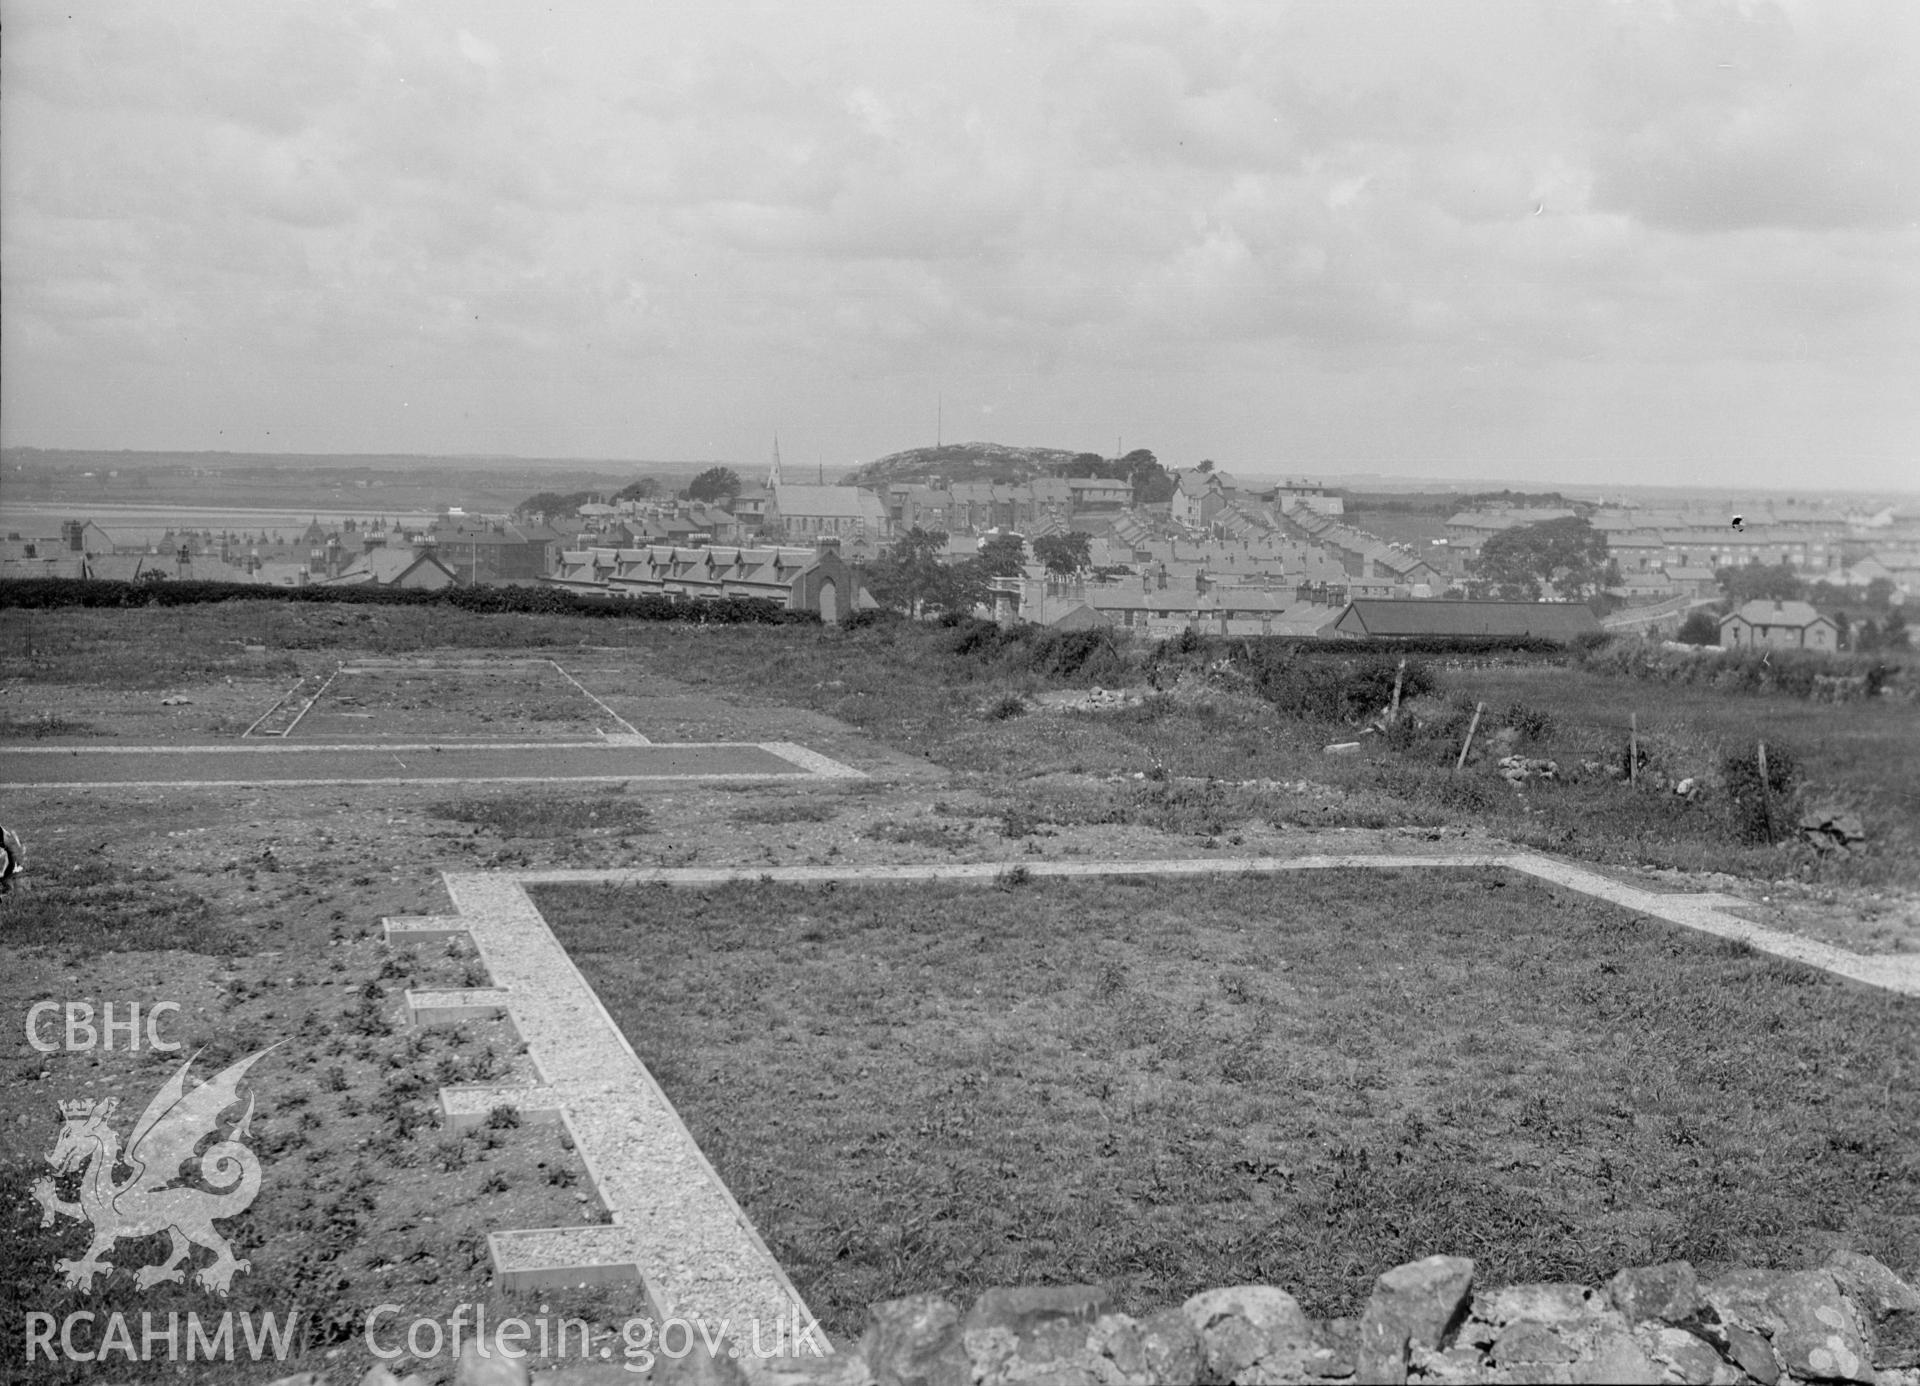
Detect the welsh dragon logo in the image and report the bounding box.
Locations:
[31,1046,276,1295]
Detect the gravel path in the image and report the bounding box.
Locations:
[432,873,824,1347]
[0,739,857,787]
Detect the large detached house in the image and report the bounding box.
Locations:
[1718,600,1838,653]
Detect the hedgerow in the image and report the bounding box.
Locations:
[0,578,815,624]
[1575,637,1910,701]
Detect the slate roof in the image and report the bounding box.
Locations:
[1720,600,1831,629]
[1045,602,1111,630]
[0,554,86,579]
[1265,604,1347,637]
[775,484,888,520]
[83,555,157,582]
[1336,599,1601,639]
[326,548,456,586]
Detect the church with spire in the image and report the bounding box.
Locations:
[761,434,890,547]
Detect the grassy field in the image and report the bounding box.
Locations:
[1,596,1915,1380]
[534,870,1920,1344]
[1427,662,1920,880]
[1337,509,1455,549]
[5,602,1914,893]
[623,619,1919,890]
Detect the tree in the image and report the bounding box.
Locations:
[1468,516,1618,601]
[976,532,1028,577]
[1122,449,1176,505]
[1883,608,1911,651]
[1716,559,1804,606]
[1676,610,1720,646]
[1866,577,1897,611]
[866,528,971,617]
[686,466,742,504]
[1032,531,1092,577]
[517,490,593,518]
[891,527,948,568]
[614,477,660,502]
[1195,459,1215,474]
[943,559,994,614]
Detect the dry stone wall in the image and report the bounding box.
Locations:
[680,1250,1915,1386]
[316,1248,1920,1386]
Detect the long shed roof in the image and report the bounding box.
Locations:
[1335,599,1601,639]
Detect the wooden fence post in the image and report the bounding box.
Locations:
[1629,712,1638,788]
[1388,657,1406,727]
[1455,701,1485,772]
[1757,741,1774,845]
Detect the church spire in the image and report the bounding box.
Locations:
[769,435,783,489]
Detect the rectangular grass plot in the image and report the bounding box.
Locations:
[529,867,1920,1347]
[295,661,613,740]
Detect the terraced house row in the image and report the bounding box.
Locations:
[543,540,873,621]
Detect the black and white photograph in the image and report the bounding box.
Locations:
[3,2,1916,1383]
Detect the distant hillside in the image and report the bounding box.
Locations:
[842,443,1088,488]
[1340,488,1594,516]
[0,448,725,518]
[0,447,724,475]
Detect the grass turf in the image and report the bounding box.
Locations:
[1431,662,1920,879]
[6,604,1913,886]
[534,869,1919,1344]
[1,855,234,955]
[430,786,656,839]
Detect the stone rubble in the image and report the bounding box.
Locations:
[259,1248,1920,1386]
[1034,685,1147,713]
[1800,805,1869,856]
[1497,755,1558,784]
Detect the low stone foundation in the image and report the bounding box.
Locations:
[689,1249,1920,1386]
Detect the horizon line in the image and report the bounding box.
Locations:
[3,443,1916,498]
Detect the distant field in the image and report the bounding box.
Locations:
[536,869,1920,1343]
[1342,509,1455,549]
[1,451,723,521]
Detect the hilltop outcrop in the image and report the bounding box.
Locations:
[842,442,1088,488]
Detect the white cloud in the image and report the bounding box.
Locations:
[0,0,1913,486]
[456,29,500,71]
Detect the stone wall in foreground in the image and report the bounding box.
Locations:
[340,1248,1920,1385]
[701,1249,1920,1386]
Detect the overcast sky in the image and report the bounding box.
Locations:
[3,0,1915,489]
